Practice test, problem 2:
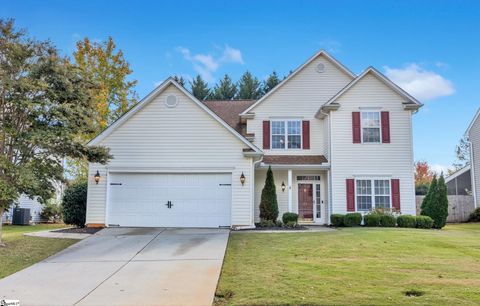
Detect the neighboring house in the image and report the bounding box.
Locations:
[445,165,472,196]
[85,50,422,228]
[467,109,480,208]
[1,195,45,224]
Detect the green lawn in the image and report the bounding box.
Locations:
[0,224,77,279]
[216,223,480,305]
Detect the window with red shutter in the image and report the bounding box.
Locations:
[346,179,355,212]
[263,121,270,149]
[352,112,361,143]
[381,111,390,143]
[302,120,310,149]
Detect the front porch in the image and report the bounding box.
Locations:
[254,155,330,225]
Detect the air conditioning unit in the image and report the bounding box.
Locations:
[12,208,31,225]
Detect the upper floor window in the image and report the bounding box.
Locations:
[356,178,391,211]
[271,120,302,149]
[361,111,381,143]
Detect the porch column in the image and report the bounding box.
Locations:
[288,169,293,212]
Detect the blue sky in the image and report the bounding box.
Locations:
[3,0,480,172]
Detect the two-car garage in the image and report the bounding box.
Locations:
[107,173,232,228]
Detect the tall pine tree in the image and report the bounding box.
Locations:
[190,75,210,100]
[237,71,262,99]
[263,71,281,94]
[212,74,237,100]
[259,166,279,222]
[173,75,186,87]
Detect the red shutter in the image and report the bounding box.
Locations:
[352,112,361,143]
[302,120,310,149]
[381,111,390,143]
[391,179,400,211]
[346,179,355,212]
[263,121,270,149]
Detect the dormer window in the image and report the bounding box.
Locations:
[361,111,381,143]
[271,120,302,149]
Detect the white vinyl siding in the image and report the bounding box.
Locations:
[246,54,352,156]
[469,114,480,207]
[330,73,416,215]
[86,84,254,227]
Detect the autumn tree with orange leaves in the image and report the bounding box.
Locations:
[415,161,434,195]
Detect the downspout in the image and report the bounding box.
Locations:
[320,108,333,225]
[234,155,263,230]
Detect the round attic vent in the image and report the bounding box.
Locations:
[165,95,178,108]
[316,63,325,73]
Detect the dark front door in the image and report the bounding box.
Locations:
[298,183,314,219]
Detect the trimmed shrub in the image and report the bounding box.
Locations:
[62,181,88,227]
[257,219,276,228]
[282,212,299,225]
[330,214,345,227]
[259,166,279,222]
[364,214,381,226]
[285,221,298,228]
[468,207,480,222]
[344,213,362,227]
[276,220,283,227]
[397,215,417,228]
[416,216,434,229]
[379,214,396,227]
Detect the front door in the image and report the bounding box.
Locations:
[298,183,314,220]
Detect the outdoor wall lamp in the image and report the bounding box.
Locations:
[240,172,246,186]
[94,170,101,185]
[281,181,286,192]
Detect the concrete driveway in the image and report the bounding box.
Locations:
[0,228,229,306]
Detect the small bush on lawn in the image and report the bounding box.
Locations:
[397,215,417,228]
[379,214,396,227]
[62,181,88,227]
[344,213,362,227]
[416,216,434,229]
[469,207,480,222]
[276,220,283,227]
[364,214,381,226]
[282,212,299,225]
[41,199,62,223]
[330,214,345,227]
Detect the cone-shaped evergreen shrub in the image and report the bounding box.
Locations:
[421,175,437,217]
[421,174,448,229]
[259,166,279,221]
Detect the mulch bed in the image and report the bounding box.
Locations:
[251,225,309,231]
[53,227,103,234]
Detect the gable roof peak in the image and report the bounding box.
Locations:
[240,48,356,116]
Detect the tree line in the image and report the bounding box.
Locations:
[173,71,283,101]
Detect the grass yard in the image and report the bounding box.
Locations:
[0,224,77,279]
[216,223,480,305]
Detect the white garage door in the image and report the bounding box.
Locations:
[107,173,232,227]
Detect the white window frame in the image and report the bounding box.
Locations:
[355,178,392,211]
[360,111,382,144]
[270,119,302,150]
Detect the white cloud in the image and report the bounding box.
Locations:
[176,45,243,82]
[384,64,455,101]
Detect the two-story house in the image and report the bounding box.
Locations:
[85,50,422,228]
[467,109,480,208]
